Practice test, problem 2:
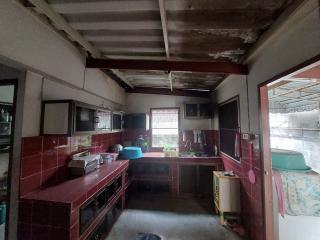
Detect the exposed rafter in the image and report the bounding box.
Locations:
[268,80,291,90]
[27,0,100,57]
[169,71,173,91]
[158,0,172,90]
[23,0,295,91]
[50,0,159,14]
[276,95,320,103]
[269,82,320,99]
[25,0,133,89]
[86,58,248,74]
[278,86,320,97]
[126,87,211,98]
[111,70,134,88]
[159,0,170,59]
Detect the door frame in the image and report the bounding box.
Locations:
[258,54,320,240]
[0,79,18,240]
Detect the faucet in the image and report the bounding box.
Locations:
[185,140,192,151]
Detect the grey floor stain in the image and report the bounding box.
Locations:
[106,196,242,240]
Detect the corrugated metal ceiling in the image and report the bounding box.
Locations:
[30,0,298,90]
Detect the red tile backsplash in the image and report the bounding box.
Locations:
[21,154,42,178]
[41,168,58,188]
[179,130,219,153]
[22,136,43,157]
[20,173,41,197]
[122,129,218,154]
[20,132,124,197]
[220,131,264,240]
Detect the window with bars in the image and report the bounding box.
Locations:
[151,108,179,148]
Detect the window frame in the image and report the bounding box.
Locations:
[218,96,241,162]
[150,107,180,150]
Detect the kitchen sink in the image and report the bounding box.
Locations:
[179,152,196,157]
[179,152,211,157]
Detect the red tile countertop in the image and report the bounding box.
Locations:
[22,160,129,208]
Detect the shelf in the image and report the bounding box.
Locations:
[79,190,123,240]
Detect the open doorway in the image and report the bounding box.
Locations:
[260,59,320,240]
[0,79,17,240]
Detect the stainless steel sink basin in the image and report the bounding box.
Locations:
[178,152,211,157]
[179,152,196,157]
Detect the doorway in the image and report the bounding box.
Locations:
[260,58,320,240]
[0,79,17,240]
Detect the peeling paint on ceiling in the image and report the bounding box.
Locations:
[39,0,299,90]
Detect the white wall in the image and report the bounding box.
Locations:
[212,0,320,134]
[0,1,126,104]
[21,72,43,137]
[126,93,213,130]
[0,1,127,137]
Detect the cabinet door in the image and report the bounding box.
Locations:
[185,103,198,118]
[75,106,96,132]
[124,114,148,130]
[112,113,122,130]
[197,166,215,197]
[199,103,212,118]
[43,102,71,135]
[180,165,197,194]
[153,163,170,176]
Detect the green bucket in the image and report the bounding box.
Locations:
[0,203,6,225]
[271,149,311,172]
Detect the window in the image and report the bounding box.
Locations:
[219,97,241,161]
[151,108,179,148]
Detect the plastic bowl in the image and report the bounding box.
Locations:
[119,147,143,160]
[271,149,311,172]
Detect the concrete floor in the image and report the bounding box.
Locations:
[106,195,242,240]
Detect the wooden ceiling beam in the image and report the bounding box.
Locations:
[158,0,172,90]
[86,58,248,75]
[50,0,159,14]
[126,87,211,98]
[159,0,170,59]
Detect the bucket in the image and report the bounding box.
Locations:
[0,203,6,225]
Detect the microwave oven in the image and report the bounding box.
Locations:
[41,100,112,135]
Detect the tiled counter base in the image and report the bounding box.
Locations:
[130,152,224,198]
[18,160,130,240]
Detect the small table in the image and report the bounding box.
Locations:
[213,171,241,224]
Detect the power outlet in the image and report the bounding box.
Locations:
[242,133,250,140]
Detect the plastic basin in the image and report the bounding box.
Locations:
[271,149,311,172]
[119,147,143,160]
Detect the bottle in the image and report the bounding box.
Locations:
[214,144,218,156]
